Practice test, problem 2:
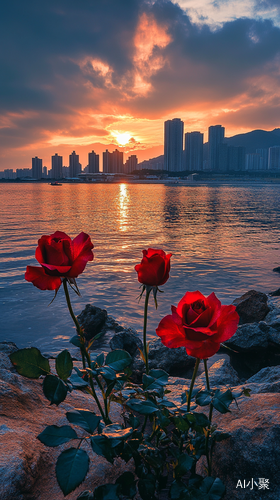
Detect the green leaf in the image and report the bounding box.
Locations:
[69,372,88,388]
[212,431,231,443]
[196,390,212,406]
[175,454,194,478]
[37,425,77,447]
[91,435,114,463]
[128,413,140,429]
[9,347,50,378]
[116,472,137,498]
[66,410,101,434]
[77,491,94,500]
[105,350,132,372]
[70,335,82,348]
[138,479,156,500]
[173,415,190,432]
[93,484,120,500]
[126,398,159,415]
[192,412,210,427]
[98,366,116,381]
[56,349,73,381]
[212,389,233,414]
[56,448,89,496]
[199,477,226,500]
[43,374,68,405]
[149,369,169,385]
[95,352,105,367]
[102,424,133,441]
[169,480,189,500]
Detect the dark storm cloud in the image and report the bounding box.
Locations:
[1,0,280,155]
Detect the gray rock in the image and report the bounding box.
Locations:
[238,366,280,394]
[224,322,269,351]
[196,359,240,387]
[109,328,143,356]
[0,343,128,500]
[77,304,107,340]
[264,296,280,324]
[131,338,196,382]
[233,290,270,325]
[211,394,280,499]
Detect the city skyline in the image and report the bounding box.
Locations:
[1,0,280,171]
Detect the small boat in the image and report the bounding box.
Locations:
[49,181,62,186]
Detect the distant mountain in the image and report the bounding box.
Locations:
[224,129,280,153]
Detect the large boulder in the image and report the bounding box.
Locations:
[211,394,280,499]
[77,304,108,340]
[109,328,143,356]
[196,359,241,388]
[233,290,270,325]
[0,342,128,500]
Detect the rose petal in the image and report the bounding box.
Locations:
[156,314,188,348]
[185,340,221,359]
[214,305,240,342]
[25,266,62,291]
[41,263,72,276]
[177,291,206,318]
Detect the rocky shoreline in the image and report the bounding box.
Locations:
[1,290,280,499]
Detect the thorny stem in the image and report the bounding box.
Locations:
[187,358,200,412]
[63,279,110,424]
[143,287,152,375]
[204,358,213,476]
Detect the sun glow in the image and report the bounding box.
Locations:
[113,132,132,146]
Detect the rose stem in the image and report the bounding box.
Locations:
[63,279,109,424]
[187,357,200,412]
[204,358,213,476]
[143,286,152,375]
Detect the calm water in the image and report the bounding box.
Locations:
[1,182,280,356]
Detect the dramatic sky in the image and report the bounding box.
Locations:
[1,0,280,170]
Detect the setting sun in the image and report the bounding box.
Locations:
[113,132,132,146]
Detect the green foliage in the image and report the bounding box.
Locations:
[43,374,68,405]
[37,425,77,447]
[93,484,120,500]
[69,371,88,388]
[56,349,73,380]
[196,390,213,406]
[70,335,82,348]
[66,410,101,434]
[212,389,233,414]
[175,454,194,478]
[116,472,137,498]
[77,492,94,500]
[56,448,90,496]
[169,480,190,499]
[126,398,159,415]
[105,350,132,371]
[9,347,50,378]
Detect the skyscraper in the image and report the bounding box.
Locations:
[164,118,184,172]
[88,150,99,173]
[125,155,138,173]
[185,132,203,171]
[32,156,42,179]
[103,149,123,173]
[208,125,225,170]
[268,146,280,169]
[51,153,63,179]
[69,151,81,177]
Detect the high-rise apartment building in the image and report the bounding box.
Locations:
[256,149,268,170]
[185,131,203,171]
[268,146,280,169]
[208,125,225,170]
[164,118,184,172]
[51,153,63,179]
[103,149,123,173]
[88,151,99,173]
[69,151,81,177]
[125,155,138,173]
[32,156,42,179]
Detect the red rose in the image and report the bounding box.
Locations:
[135,248,172,287]
[25,231,94,291]
[156,291,239,359]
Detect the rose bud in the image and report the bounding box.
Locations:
[135,248,172,287]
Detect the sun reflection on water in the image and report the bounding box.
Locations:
[118,183,129,232]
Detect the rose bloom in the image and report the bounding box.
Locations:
[156,291,239,359]
[25,231,94,291]
[135,248,172,287]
